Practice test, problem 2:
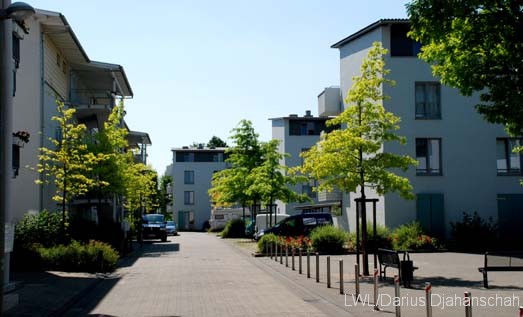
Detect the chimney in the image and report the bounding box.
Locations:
[304,110,313,118]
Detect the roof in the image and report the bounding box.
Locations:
[171,147,228,152]
[331,18,409,49]
[127,131,152,146]
[36,9,133,97]
[268,116,333,121]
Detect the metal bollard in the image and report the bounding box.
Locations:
[280,245,283,264]
[299,249,302,274]
[316,252,320,283]
[292,248,295,270]
[339,260,344,294]
[373,268,379,311]
[269,243,272,259]
[354,263,360,300]
[464,291,472,317]
[425,282,432,317]
[265,243,268,257]
[520,306,523,317]
[394,275,401,317]
[285,246,289,267]
[275,243,278,262]
[327,256,331,288]
[307,250,311,278]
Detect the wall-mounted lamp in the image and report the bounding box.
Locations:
[0,2,35,21]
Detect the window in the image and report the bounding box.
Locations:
[184,191,194,205]
[390,24,422,57]
[183,152,194,162]
[301,178,317,199]
[496,138,522,175]
[289,120,337,136]
[184,170,194,184]
[416,138,442,175]
[415,82,441,119]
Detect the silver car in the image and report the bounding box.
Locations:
[166,221,178,236]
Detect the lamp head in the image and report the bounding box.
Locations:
[1,2,35,21]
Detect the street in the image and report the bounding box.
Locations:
[64,232,348,317]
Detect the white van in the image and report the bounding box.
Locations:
[209,207,250,231]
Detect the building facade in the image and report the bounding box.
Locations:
[171,147,227,230]
[270,110,340,216]
[329,19,522,238]
[12,9,147,226]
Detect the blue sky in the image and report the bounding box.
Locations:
[27,0,409,174]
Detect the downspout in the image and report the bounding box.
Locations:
[39,29,44,211]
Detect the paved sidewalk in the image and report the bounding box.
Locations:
[233,241,523,317]
[64,232,349,317]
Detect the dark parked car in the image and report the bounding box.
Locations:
[142,214,168,242]
[166,221,178,236]
[255,213,333,240]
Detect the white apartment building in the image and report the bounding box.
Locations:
[171,147,227,230]
[325,19,522,239]
[270,109,340,216]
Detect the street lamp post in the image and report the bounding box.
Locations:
[0,1,34,312]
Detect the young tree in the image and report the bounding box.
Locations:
[37,101,108,235]
[407,0,523,135]
[296,42,418,275]
[209,120,263,221]
[246,140,309,226]
[158,174,173,217]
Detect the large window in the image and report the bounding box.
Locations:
[184,170,194,184]
[416,138,442,175]
[390,23,422,57]
[415,82,441,119]
[289,120,338,136]
[496,138,522,175]
[184,191,194,205]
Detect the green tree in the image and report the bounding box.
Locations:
[407,0,523,135]
[207,136,228,148]
[158,174,173,217]
[209,120,263,221]
[295,42,417,275]
[246,140,309,226]
[37,101,108,235]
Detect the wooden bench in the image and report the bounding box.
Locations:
[377,248,418,287]
[478,251,523,288]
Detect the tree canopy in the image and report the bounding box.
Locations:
[207,136,228,148]
[407,0,523,135]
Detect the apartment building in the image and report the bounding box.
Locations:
[12,9,147,225]
[270,108,340,216]
[171,147,227,230]
[326,19,522,238]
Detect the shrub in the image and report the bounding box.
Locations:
[15,210,63,248]
[38,240,119,273]
[391,222,438,251]
[450,212,498,251]
[221,218,246,238]
[347,223,392,251]
[310,225,348,254]
[257,233,279,253]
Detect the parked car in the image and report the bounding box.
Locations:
[141,214,168,242]
[166,221,178,236]
[255,213,333,240]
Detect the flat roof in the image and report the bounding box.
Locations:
[171,147,228,152]
[268,116,334,121]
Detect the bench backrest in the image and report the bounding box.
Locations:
[485,252,523,268]
[378,248,400,265]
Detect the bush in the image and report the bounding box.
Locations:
[310,225,348,254]
[15,210,63,248]
[391,222,438,251]
[221,218,246,238]
[347,223,392,251]
[38,240,119,273]
[450,212,498,251]
[257,233,279,253]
